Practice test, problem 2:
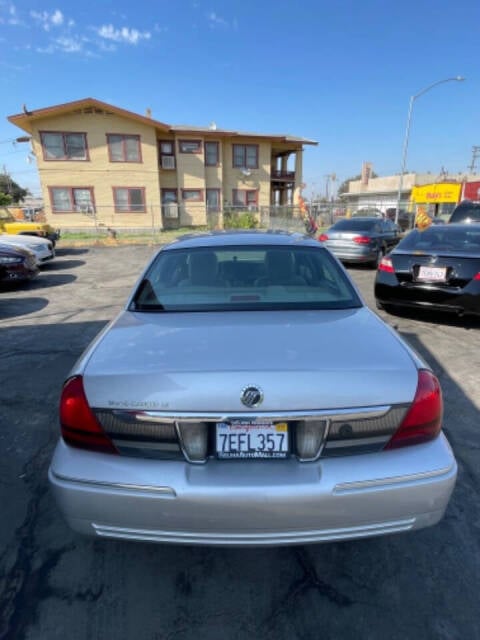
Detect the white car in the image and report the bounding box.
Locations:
[49,231,457,546]
[0,234,55,266]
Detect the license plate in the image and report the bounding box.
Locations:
[216,421,289,459]
[417,266,447,282]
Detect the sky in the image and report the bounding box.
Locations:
[0,0,479,199]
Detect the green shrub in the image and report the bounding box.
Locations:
[223,210,258,229]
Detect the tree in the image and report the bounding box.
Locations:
[337,172,378,196]
[0,173,29,203]
[0,193,12,206]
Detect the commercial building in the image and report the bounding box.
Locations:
[341,170,480,217]
[8,98,316,230]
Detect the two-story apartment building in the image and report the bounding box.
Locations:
[8,98,316,230]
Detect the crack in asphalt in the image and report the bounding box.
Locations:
[259,547,354,636]
[0,436,74,640]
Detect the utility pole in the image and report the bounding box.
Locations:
[468,146,480,173]
[2,165,13,195]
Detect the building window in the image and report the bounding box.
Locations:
[159,140,175,169]
[41,132,88,161]
[161,189,178,204]
[107,134,141,162]
[178,139,202,154]
[49,187,94,212]
[181,189,203,202]
[232,144,258,169]
[113,187,146,212]
[205,142,220,166]
[206,188,221,212]
[232,189,258,209]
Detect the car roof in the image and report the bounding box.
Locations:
[334,217,380,223]
[161,230,323,251]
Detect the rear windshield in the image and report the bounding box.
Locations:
[449,204,480,223]
[397,227,480,253]
[131,245,362,312]
[331,219,378,231]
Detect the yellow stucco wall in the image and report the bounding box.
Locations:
[32,110,162,229]
[28,108,306,230]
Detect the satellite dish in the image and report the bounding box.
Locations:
[241,168,251,176]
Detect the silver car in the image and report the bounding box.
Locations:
[319,217,401,267]
[49,231,456,546]
[0,233,55,265]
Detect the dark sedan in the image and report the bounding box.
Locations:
[319,217,401,268]
[375,224,480,317]
[0,244,39,284]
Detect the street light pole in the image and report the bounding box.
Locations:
[395,76,464,225]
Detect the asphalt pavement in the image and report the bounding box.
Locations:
[0,245,479,640]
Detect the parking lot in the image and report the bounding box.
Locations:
[0,245,479,640]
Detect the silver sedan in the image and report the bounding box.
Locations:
[49,231,456,546]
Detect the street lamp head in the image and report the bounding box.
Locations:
[455,76,465,82]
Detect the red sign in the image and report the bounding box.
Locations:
[463,181,480,201]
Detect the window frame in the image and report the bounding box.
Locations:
[40,131,89,162]
[161,188,178,204]
[181,189,204,203]
[232,189,258,208]
[106,133,142,163]
[205,141,220,167]
[178,139,203,154]
[112,186,146,213]
[206,188,221,212]
[158,140,176,169]
[232,144,259,169]
[48,186,95,213]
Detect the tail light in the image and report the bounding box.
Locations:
[474,272,480,280]
[385,370,442,449]
[318,234,329,241]
[378,257,394,273]
[60,376,117,454]
[353,236,372,244]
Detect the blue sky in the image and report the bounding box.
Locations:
[1,0,479,198]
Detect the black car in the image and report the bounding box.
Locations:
[448,200,480,224]
[0,244,39,284]
[375,224,480,317]
[319,217,401,268]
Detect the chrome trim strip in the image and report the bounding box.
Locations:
[119,405,392,423]
[333,465,455,494]
[91,517,416,543]
[51,471,176,496]
[325,435,390,449]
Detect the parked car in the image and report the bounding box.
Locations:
[0,244,39,283]
[0,207,60,245]
[49,231,456,546]
[318,217,401,267]
[448,200,480,224]
[375,223,480,316]
[385,208,415,231]
[0,233,55,266]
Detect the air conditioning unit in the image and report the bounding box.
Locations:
[161,156,175,170]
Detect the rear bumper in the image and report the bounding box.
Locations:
[327,246,378,263]
[49,434,457,546]
[375,280,480,315]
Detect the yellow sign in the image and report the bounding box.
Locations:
[410,183,461,204]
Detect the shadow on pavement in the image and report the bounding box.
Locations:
[386,306,480,330]
[42,260,86,271]
[55,247,90,257]
[27,273,77,289]
[0,296,49,319]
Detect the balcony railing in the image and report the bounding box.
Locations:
[271,170,295,181]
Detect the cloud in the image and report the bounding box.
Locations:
[54,35,82,53]
[30,9,65,31]
[208,11,228,28]
[95,23,151,45]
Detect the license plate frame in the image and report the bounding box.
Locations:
[216,421,289,459]
[417,266,447,282]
